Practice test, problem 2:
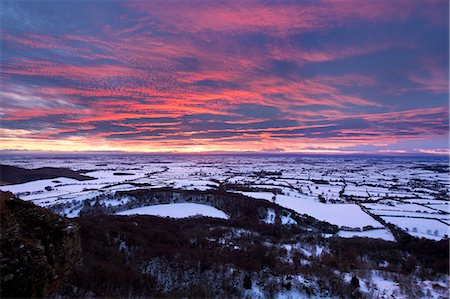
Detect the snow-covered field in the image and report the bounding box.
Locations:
[1,154,448,241]
[116,203,229,219]
[336,229,395,241]
[275,194,382,229]
[381,216,449,240]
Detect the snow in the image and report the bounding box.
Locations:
[275,290,309,299]
[243,283,264,299]
[101,196,131,207]
[281,215,296,225]
[0,177,81,194]
[419,279,450,299]
[427,204,450,213]
[65,206,83,218]
[1,155,448,241]
[84,170,144,183]
[337,229,396,241]
[315,244,325,256]
[381,216,449,240]
[237,191,383,228]
[370,210,449,220]
[292,243,325,258]
[172,179,218,190]
[363,203,438,213]
[265,208,276,224]
[441,219,450,225]
[275,194,382,229]
[105,184,136,190]
[116,203,229,219]
[370,271,402,298]
[237,191,275,201]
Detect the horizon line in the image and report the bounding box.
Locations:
[0,149,448,157]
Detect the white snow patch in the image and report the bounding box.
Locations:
[0,177,82,195]
[275,289,309,299]
[116,203,229,219]
[281,215,296,225]
[371,272,402,298]
[276,194,382,229]
[265,208,276,224]
[381,216,449,240]
[337,229,395,241]
[243,283,264,299]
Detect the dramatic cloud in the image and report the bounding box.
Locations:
[0,0,448,153]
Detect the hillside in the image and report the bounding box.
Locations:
[0,191,82,298]
[0,164,94,185]
[57,213,448,298]
[1,188,448,298]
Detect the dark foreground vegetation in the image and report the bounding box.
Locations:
[0,164,94,185]
[59,216,448,298]
[1,191,448,298]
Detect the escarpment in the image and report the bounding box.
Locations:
[0,191,82,298]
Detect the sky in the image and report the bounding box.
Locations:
[0,0,449,154]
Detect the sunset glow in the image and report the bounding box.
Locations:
[1,0,448,154]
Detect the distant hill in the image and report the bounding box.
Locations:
[0,164,94,185]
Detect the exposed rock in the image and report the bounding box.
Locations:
[0,191,82,298]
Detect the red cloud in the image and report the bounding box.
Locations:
[0,0,447,153]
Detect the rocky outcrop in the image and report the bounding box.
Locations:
[0,191,82,298]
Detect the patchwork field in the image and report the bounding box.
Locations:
[1,154,449,241]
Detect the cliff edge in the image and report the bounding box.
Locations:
[0,191,82,298]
